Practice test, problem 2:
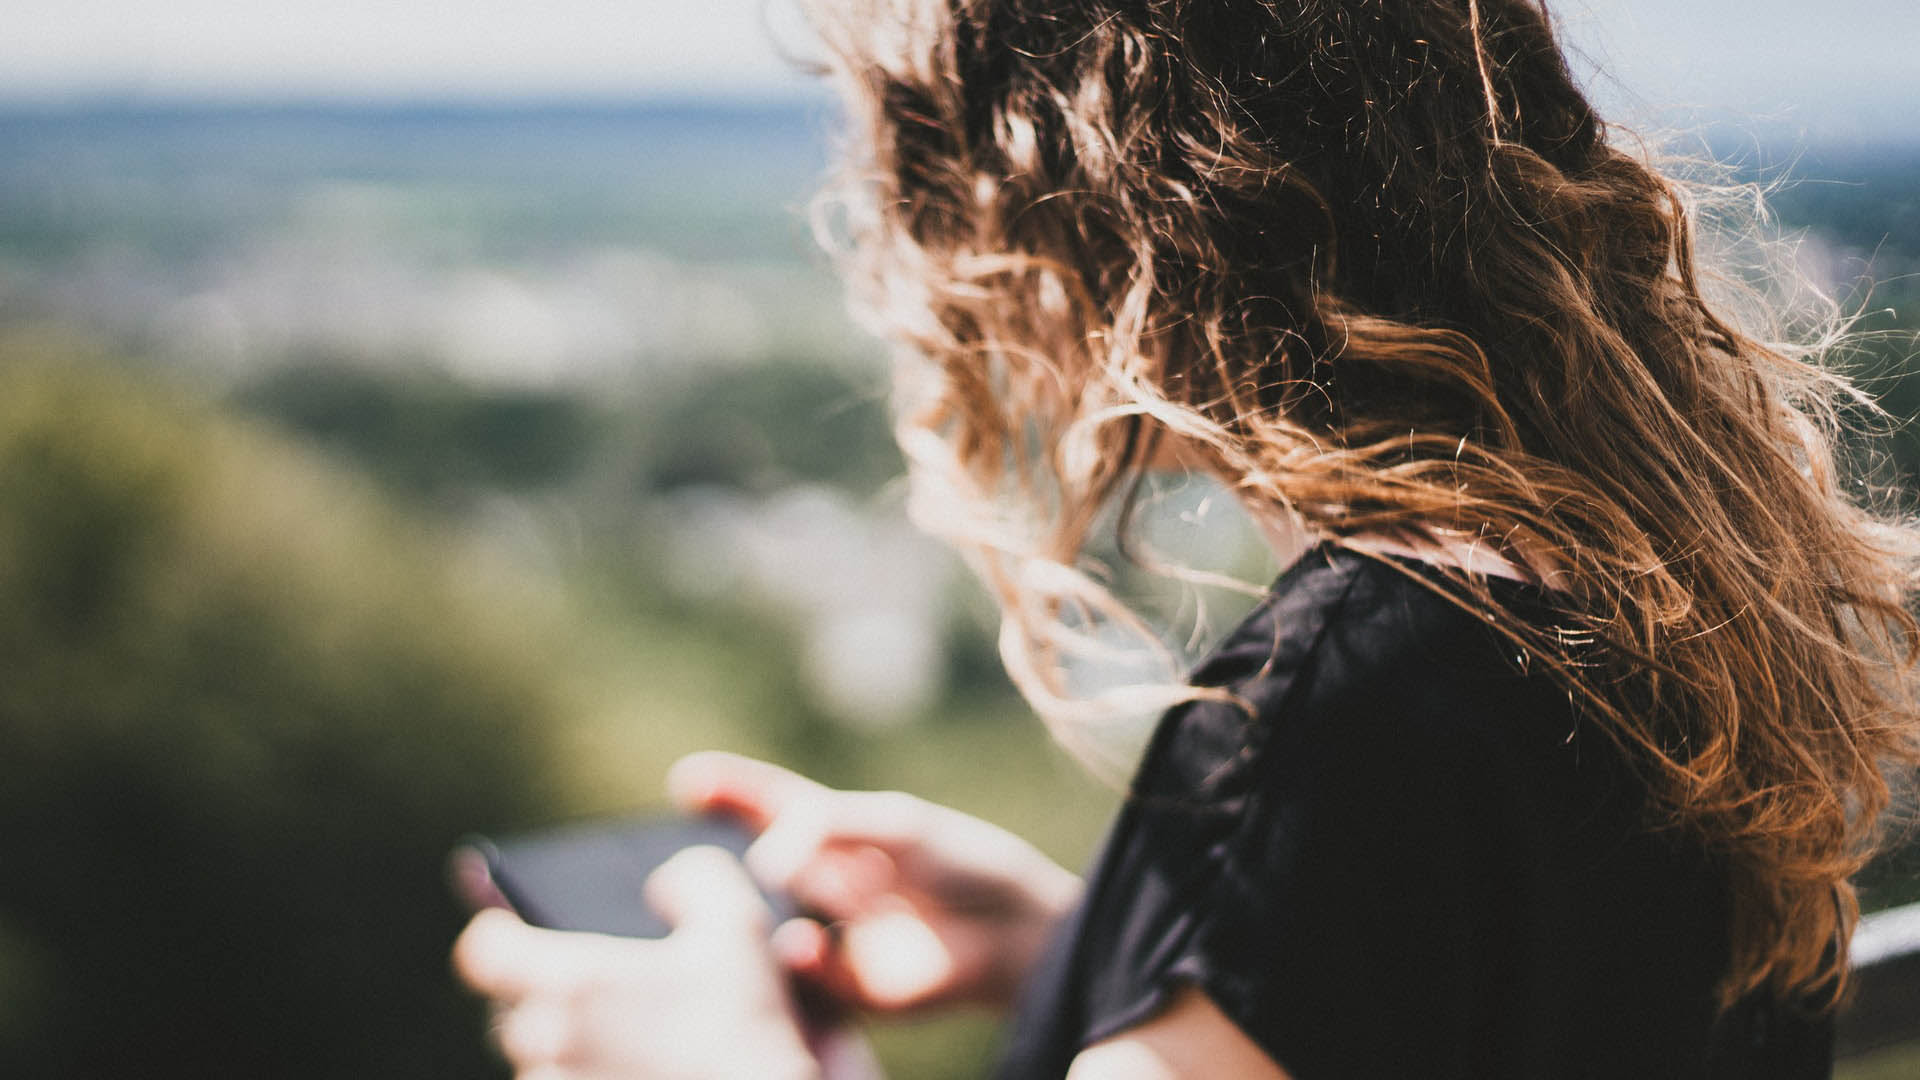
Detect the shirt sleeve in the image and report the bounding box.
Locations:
[1009,553,1779,1080]
[1066,574,1568,1079]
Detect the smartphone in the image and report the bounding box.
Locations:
[451,813,794,939]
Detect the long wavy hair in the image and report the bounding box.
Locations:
[805,0,1920,1005]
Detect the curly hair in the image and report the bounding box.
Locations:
[806,0,1920,1006]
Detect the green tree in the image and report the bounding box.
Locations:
[0,357,572,1077]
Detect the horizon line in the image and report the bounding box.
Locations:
[3,91,1916,153]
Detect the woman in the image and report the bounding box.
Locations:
[454,0,1920,1075]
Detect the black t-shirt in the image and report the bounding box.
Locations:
[994,543,1833,1079]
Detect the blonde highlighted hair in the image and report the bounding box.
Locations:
[807,0,1920,1005]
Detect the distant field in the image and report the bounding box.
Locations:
[1,104,1912,380]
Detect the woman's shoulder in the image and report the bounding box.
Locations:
[1055,545,1765,1078]
[1190,540,1563,695]
[1132,541,1574,807]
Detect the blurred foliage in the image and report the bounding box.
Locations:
[0,353,577,1077]
[0,342,1114,1079]
[232,356,900,507]
[233,361,598,499]
[632,363,899,498]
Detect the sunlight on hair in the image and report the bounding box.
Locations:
[806,0,1920,1005]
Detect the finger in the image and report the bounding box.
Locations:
[772,916,874,1011]
[644,844,774,938]
[778,844,902,926]
[666,751,826,829]
[813,790,933,853]
[815,1025,887,1080]
[448,846,512,912]
[494,997,575,1067]
[782,853,863,922]
[835,901,955,1010]
[770,915,832,974]
[454,908,540,999]
[746,790,928,895]
[454,908,638,1001]
[775,905,951,1013]
[744,797,833,894]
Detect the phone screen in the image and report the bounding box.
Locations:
[453,814,791,939]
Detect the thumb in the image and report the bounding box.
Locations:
[453,907,645,1001]
[644,844,774,940]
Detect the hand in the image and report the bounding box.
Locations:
[668,751,1083,1015]
[454,845,841,1080]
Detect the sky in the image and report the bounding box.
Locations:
[2,1,1916,135]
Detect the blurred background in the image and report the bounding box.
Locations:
[0,1,1916,1077]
